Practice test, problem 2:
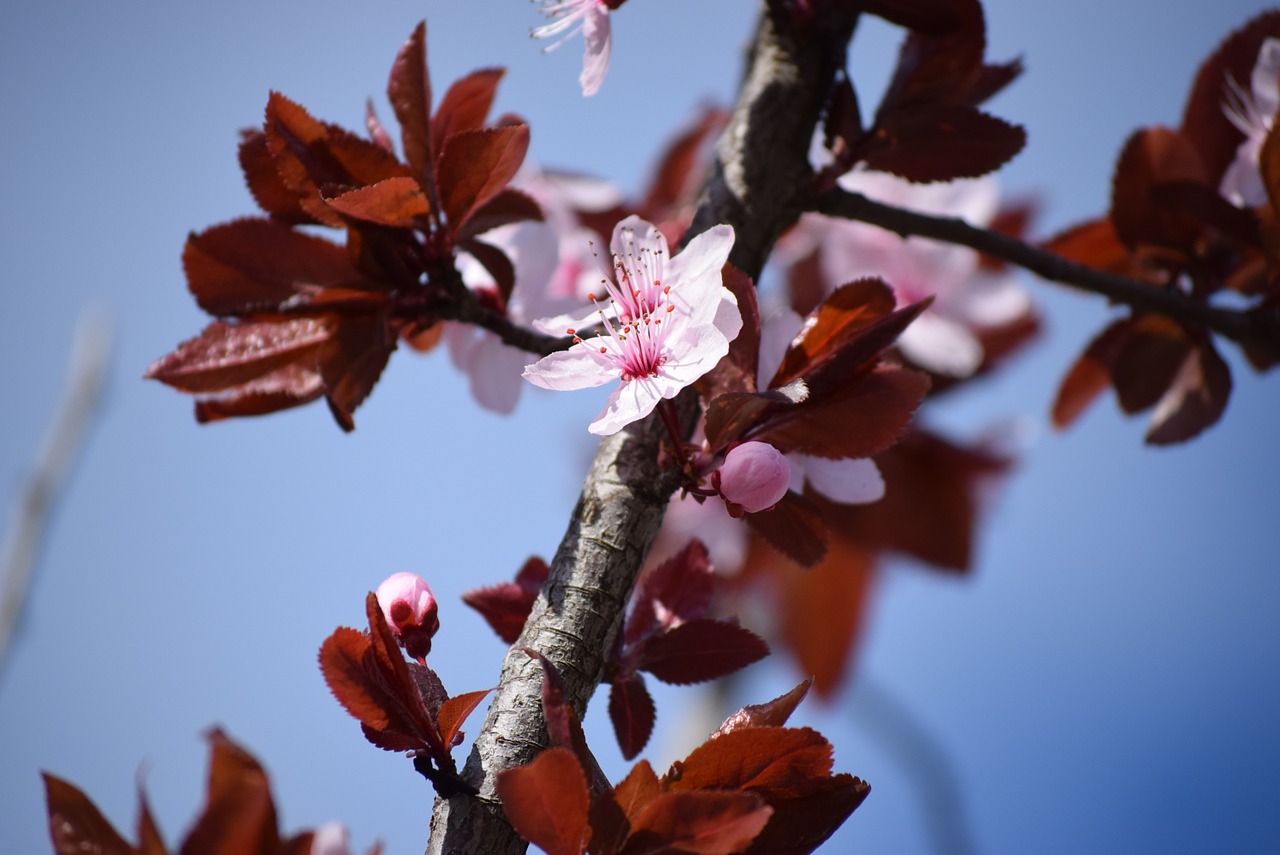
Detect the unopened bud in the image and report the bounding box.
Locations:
[716,441,790,514]
[375,572,439,663]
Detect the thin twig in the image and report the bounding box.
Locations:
[813,187,1280,352]
[0,307,113,682]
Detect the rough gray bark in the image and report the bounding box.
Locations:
[424,3,860,853]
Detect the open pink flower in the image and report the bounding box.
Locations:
[531,0,619,97]
[523,216,740,435]
[1221,37,1280,207]
[375,572,440,664]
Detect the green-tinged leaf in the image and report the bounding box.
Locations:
[43,772,133,855]
[496,748,590,855]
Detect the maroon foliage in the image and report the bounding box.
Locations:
[147,21,537,430]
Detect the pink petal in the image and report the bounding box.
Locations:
[578,5,611,96]
[664,225,735,326]
[523,346,616,391]
[793,455,884,505]
[589,374,662,435]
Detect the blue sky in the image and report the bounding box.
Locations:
[2,2,1278,854]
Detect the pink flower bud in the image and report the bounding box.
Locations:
[375,572,439,663]
[716,441,790,514]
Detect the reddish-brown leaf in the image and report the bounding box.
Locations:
[775,538,876,699]
[620,791,772,855]
[1042,218,1143,280]
[1110,314,1195,415]
[437,689,493,750]
[666,727,833,796]
[772,279,896,388]
[863,104,1025,182]
[703,391,786,456]
[744,491,829,568]
[238,130,312,225]
[386,21,433,186]
[642,106,727,217]
[436,126,530,235]
[319,627,399,732]
[463,557,547,643]
[609,671,656,761]
[194,363,324,425]
[1111,127,1209,253]
[716,679,814,736]
[635,618,769,686]
[496,748,590,855]
[1145,338,1232,445]
[701,264,761,403]
[43,772,133,855]
[1051,320,1132,429]
[522,648,610,794]
[613,761,663,825]
[456,188,545,242]
[319,312,396,432]
[182,728,280,855]
[742,773,871,855]
[626,540,714,646]
[431,68,505,155]
[756,364,930,460]
[136,788,168,855]
[325,178,430,228]
[183,218,368,316]
[145,317,334,394]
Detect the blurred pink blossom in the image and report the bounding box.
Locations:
[1221,36,1280,207]
[531,0,616,96]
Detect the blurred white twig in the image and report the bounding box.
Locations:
[0,307,113,679]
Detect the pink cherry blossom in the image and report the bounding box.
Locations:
[375,572,439,663]
[716,441,791,514]
[523,216,740,435]
[1221,37,1280,207]
[531,0,616,97]
[310,823,352,855]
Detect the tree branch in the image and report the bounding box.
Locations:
[814,186,1280,353]
[423,3,861,853]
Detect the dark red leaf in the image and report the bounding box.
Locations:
[635,618,769,686]
[742,773,871,855]
[715,679,813,736]
[609,671,656,761]
[324,177,430,228]
[1051,320,1131,429]
[665,727,833,796]
[744,491,829,568]
[772,279,895,388]
[756,364,930,459]
[1111,314,1195,415]
[642,106,727,217]
[183,218,369,316]
[194,363,324,425]
[436,126,530,235]
[386,21,433,187]
[182,728,280,855]
[1042,218,1144,280]
[238,130,311,224]
[462,557,547,643]
[365,99,395,153]
[863,104,1025,182]
[456,188,545,242]
[703,389,790,456]
[42,772,133,855]
[612,761,662,825]
[626,540,714,646]
[437,689,493,749]
[857,0,960,35]
[521,648,610,794]
[1111,127,1209,254]
[459,238,517,305]
[1145,338,1232,445]
[774,538,876,699]
[620,791,771,855]
[136,787,167,855]
[319,312,396,432]
[318,627,401,733]
[145,317,334,394]
[496,748,590,855]
[431,68,506,155]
